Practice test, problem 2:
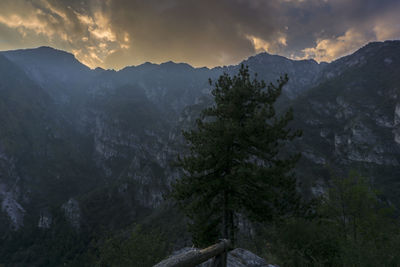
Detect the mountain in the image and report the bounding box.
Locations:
[292,41,400,200]
[0,54,52,230]
[227,52,324,98]
[0,52,101,233]
[3,46,92,85]
[0,41,399,265]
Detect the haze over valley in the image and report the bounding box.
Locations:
[1,0,400,265]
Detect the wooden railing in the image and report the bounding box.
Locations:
[153,239,232,267]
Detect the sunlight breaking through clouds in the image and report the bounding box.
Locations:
[246,34,287,54]
[0,0,399,68]
[297,5,400,63]
[299,29,370,62]
[0,0,130,68]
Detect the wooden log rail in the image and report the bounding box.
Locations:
[153,239,232,267]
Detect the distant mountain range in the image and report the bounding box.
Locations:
[0,41,399,265]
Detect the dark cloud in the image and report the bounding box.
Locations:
[104,0,280,68]
[279,0,400,60]
[0,0,399,69]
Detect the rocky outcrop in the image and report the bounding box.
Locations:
[0,149,25,230]
[62,198,81,230]
[394,103,400,144]
[161,246,278,267]
[0,186,25,230]
[38,212,52,229]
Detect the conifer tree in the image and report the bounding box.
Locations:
[172,65,302,247]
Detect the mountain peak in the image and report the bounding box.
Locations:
[365,40,400,48]
[328,39,400,68]
[0,46,92,85]
[349,40,400,57]
[159,61,194,70]
[3,46,74,59]
[37,45,59,51]
[1,46,91,74]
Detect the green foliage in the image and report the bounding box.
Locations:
[85,225,168,267]
[0,211,86,267]
[264,171,400,266]
[171,65,302,247]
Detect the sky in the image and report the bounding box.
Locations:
[0,0,399,70]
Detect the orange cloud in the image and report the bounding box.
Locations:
[0,0,131,68]
[298,29,370,62]
[0,13,52,36]
[246,33,287,54]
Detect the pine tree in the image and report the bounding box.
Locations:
[172,65,302,247]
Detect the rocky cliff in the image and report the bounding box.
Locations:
[0,41,399,265]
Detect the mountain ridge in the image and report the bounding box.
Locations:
[3,40,398,73]
[0,40,399,265]
[1,44,324,71]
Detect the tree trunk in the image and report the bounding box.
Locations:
[154,239,231,267]
[211,252,227,267]
[223,189,229,240]
[229,210,235,247]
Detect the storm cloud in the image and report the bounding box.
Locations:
[0,0,399,69]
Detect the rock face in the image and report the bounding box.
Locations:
[289,41,400,200]
[0,145,25,230]
[62,198,81,230]
[394,103,400,144]
[38,212,52,229]
[216,248,274,267]
[236,53,323,99]
[0,186,25,230]
[0,45,325,233]
[0,41,399,261]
